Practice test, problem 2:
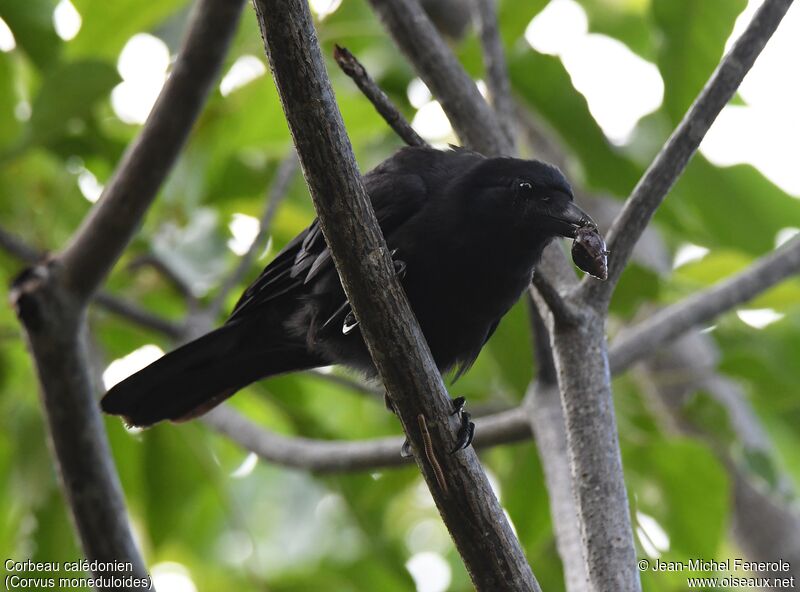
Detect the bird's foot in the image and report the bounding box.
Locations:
[450,396,475,454]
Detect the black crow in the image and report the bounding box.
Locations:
[101,146,594,430]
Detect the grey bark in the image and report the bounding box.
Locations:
[251,0,540,589]
[8,0,245,586]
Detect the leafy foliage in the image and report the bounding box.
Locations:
[1,0,798,591]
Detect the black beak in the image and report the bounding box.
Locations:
[547,201,596,238]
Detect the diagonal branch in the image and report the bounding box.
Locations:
[333,45,428,149]
[59,0,247,302]
[252,1,540,589]
[367,0,511,156]
[609,235,800,373]
[208,151,298,318]
[582,0,794,302]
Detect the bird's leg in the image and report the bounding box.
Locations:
[449,396,475,454]
[342,249,406,336]
[398,395,475,458]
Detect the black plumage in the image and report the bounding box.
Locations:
[101,147,594,427]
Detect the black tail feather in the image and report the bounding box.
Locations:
[101,321,320,427]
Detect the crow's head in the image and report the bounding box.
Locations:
[454,156,595,244]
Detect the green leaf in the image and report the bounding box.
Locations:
[27,59,120,146]
[656,157,800,255]
[0,0,62,69]
[67,0,188,59]
[577,0,656,61]
[652,0,746,123]
[509,48,640,195]
[0,53,22,149]
[627,438,729,558]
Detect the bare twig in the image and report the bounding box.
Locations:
[59,0,247,302]
[208,152,298,318]
[94,292,184,339]
[204,404,530,472]
[252,1,540,588]
[583,0,794,302]
[367,0,511,156]
[0,224,184,339]
[9,0,246,581]
[333,45,429,149]
[0,225,42,262]
[128,253,196,300]
[472,0,516,150]
[610,235,800,374]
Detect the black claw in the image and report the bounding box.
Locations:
[342,310,358,335]
[400,438,413,458]
[450,396,466,415]
[390,249,407,279]
[451,411,475,454]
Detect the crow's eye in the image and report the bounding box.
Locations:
[518,181,533,192]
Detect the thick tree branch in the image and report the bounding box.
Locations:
[333,45,428,149]
[367,0,511,156]
[8,0,245,583]
[204,405,530,472]
[525,300,589,592]
[583,0,794,301]
[369,3,639,587]
[252,1,539,589]
[10,265,152,586]
[610,235,800,373]
[59,0,246,302]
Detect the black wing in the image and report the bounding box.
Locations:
[226,150,446,323]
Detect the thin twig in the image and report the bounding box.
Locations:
[94,292,184,340]
[472,0,516,151]
[203,404,530,472]
[333,45,429,149]
[1,224,184,339]
[368,0,511,156]
[0,225,42,262]
[128,253,196,300]
[209,152,298,318]
[582,0,794,302]
[609,235,800,373]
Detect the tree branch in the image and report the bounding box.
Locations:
[582,0,794,302]
[333,45,428,149]
[0,224,184,339]
[472,0,516,150]
[208,151,298,318]
[59,0,247,302]
[369,3,640,587]
[524,299,589,592]
[204,404,530,472]
[8,0,245,581]
[610,235,800,373]
[367,0,511,156]
[252,1,539,589]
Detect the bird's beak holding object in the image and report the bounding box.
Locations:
[547,201,596,238]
